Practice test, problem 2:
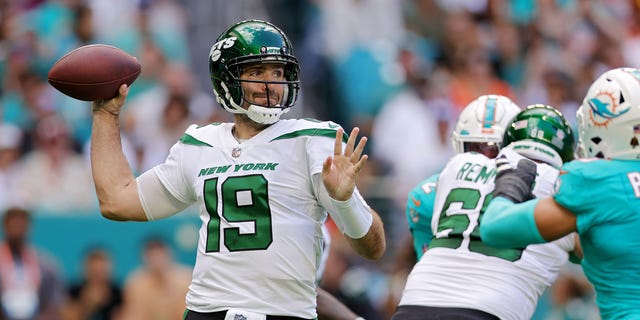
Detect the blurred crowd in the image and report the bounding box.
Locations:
[3,0,635,319]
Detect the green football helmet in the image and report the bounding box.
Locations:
[208,19,300,124]
[502,104,575,168]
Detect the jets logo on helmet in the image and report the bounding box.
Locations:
[209,37,237,62]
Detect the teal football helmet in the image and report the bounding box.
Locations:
[208,19,300,124]
[576,67,640,160]
[502,104,575,168]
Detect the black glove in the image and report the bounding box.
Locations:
[493,156,537,203]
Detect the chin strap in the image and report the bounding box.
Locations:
[217,82,290,124]
[245,104,289,124]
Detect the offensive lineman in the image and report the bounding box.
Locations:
[394,98,580,320]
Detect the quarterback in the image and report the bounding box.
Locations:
[89,20,385,319]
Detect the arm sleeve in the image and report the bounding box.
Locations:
[313,173,373,238]
[136,170,192,220]
[136,140,195,220]
[480,197,545,248]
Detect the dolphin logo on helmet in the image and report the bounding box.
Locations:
[577,67,640,159]
[587,94,630,128]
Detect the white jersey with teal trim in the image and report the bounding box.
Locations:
[399,148,574,320]
[147,119,346,318]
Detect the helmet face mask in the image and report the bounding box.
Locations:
[209,20,300,124]
[503,104,575,168]
[463,141,500,159]
[451,94,522,156]
[235,62,290,107]
[577,67,640,160]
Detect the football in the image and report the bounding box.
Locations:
[47,44,141,101]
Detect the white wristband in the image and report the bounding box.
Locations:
[328,193,373,239]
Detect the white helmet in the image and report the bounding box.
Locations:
[576,67,640,160]
[451,94,522,154]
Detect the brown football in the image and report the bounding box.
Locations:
[47,44,141,101]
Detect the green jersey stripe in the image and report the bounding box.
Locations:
[271,128,348,143]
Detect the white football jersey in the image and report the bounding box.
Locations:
[147,119,347,317]
[399,148,574,320]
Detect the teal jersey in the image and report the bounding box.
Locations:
[405,174,439,259]
[554,159,640,319]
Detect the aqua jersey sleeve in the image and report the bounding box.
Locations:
[406,174,439,259]
[480,197,545,248]
[554,159,632,231]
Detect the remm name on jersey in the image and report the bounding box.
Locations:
[198,162,280,177]
[455,162,496,184]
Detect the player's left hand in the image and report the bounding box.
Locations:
[322,127,368,201]
[493,156,537,203]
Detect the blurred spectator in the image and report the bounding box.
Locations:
[180,0,270,94]
[0,206,66,320]
[380,233,417,318]
[492,19,527,89]
[123,62,221,171]
[127,37,167,99]
[401,0,448,56]
[63,247,122,320]
[316,0,405,128]
[543,70,580,129]
[13,115,96,214]
[13,1,78,76]
[448,44,515,114]
[320,225,385,320]
[0,123,23,213]
[439,9,483,70]
[120,237,191,320]
[139,0,190,64]
[136,93,192,171]
[623,0,640,68]
[371,47,452,219]
[86,0,141,54]
[316,0,404,62]
[1,71,56,133]
[71,4,94,46]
